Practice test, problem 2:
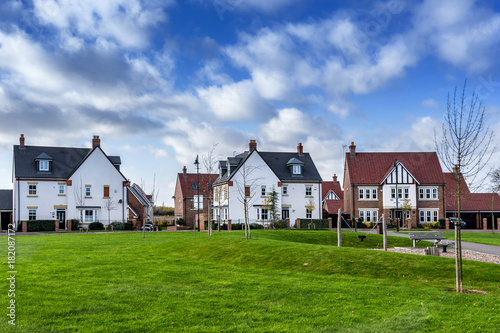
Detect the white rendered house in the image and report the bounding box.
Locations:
[213,140,323,227]
[13,135,129,229]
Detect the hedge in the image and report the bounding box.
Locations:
[300,218,329,229]
[88,222,104,230]
[26,220,56,232]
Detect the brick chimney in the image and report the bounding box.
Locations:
[249,139,257,151]
[297,143,303,155]
[333,174,338,183]
[92,135,101,148]
[183,166,187,177]
[453,165,460,175]
[349,142,356,157]
[20,134,25,147]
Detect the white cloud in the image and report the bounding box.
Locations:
[414,0,500,72]
[421,98,440,109]
[197,80,274,121]
[33,0,169,49]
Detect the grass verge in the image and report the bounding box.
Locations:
[1,230,498,332]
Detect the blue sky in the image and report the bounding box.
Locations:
[1,0,500,205]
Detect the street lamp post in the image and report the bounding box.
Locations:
[394,160,399,232]
[194,155,200,233]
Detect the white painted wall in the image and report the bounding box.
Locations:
[14,147,127,228]
[382,184,417,209]
[213,151,322,227]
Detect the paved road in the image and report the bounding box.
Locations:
[386,230,500,256]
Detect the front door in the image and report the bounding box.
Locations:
[57,210,66,230]
[395,210,403,229]
[282,209,289,219]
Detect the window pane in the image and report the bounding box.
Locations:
[391,188,396,199]
[372,189,377,199]
[359,188,364,199]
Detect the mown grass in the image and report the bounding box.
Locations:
[1,230,499,332]
[442,231,500,246]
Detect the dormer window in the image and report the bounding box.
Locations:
[287,157,304,177]
[35,153,53,172]
[39,160,49,171]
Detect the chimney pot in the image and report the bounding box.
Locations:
[349,142,356,157]
[249,139,257,151]
[92,135,101,148]
[297,143,303,155]
[20,134,25,147]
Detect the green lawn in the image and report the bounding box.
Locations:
[2,230,499,332]
[442,231,500,246]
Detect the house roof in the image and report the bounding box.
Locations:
[443,172,500,212]
[324,199,344,214]
[13,145,91,179]
[129,183,153,207]
[258,151,322,182]
[0,189,13,211]
[322,181,344,200]
[177,173,219,197]
[346,152,444,185]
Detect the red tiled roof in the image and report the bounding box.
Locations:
[443,172,500,211]
[322,181,344,200]
[177,173,218,197]
[346,152,444,185]
[324,199,344,214]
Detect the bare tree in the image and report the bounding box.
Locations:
[435,79,496,293]
[73,177,86,226]
[103,197,116,227]
[234,164,262,240]
[490,168,500,234]
[203,143,219,236]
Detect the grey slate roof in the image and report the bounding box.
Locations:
[0,189,13,211]
[259,152,322,182]
[14,145,91,179]
[215,150,322,184]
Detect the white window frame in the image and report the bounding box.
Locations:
[59,185,65,195]
[257,208,269,220]
[293,165,301,175]
[39,160,49,171]
[85,186,91,197]
[28,184,37,195]
[83,209,98,223]
[359,187,377,200]
[282,186,288,195]
[193,195,203,210]
[261,186,266,196]
[28,209,36,220]
[306,208,312,218]
[359,209,379,222]
[305,186,312,196]
[419,187,438,200]
[419,209,439,223]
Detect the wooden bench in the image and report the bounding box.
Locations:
[409,232,448,248]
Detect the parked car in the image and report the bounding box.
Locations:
[449,217,466,228]
[141,223,154,231]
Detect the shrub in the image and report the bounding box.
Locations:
[124,222,134,230]
[71,219,79,230]
[269,219,288,229]
[26,220,56,232]
[110,222,125,230]
[300,219,329,229]
[176,218,185,226]
[249,223,264,229]
[88,222,104,230]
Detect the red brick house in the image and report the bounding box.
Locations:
[444,171,500,229]
[173,166,218,229]
[127,183,153,230]
[343,142,446,228]
[322,174,344,220]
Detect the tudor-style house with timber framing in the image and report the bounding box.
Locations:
[13,134,129,229]
[213,140,323,227]
[343,142,446,228]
